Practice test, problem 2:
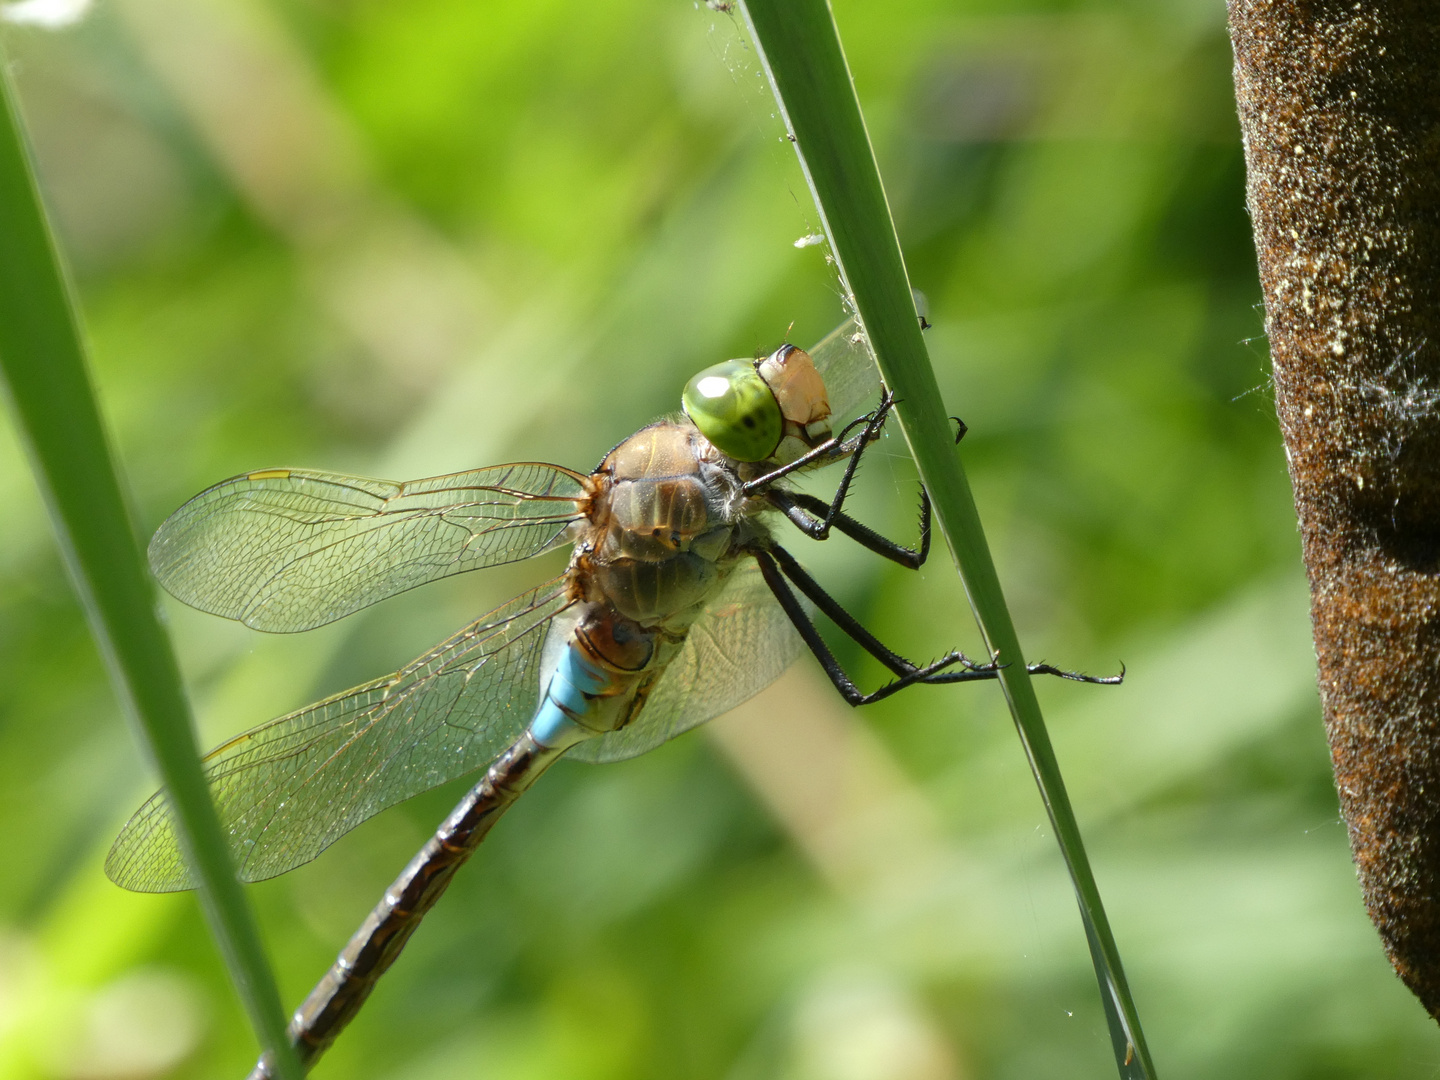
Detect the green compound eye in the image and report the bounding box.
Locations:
[682,360,784,462]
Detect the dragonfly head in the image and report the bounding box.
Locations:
[682,344,833,465]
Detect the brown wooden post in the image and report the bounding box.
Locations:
[1228,0,1440,1016]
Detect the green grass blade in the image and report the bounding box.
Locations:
[0,49,301,1080]
[737,1,1157,1075]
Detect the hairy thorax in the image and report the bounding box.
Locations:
[577,421,750,625]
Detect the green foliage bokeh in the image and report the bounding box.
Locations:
[0,0,1433,1078]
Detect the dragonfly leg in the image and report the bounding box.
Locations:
[752,546,995,705]
[916,659,1126,686]
[762,542,980,676]
[769,486,931,569]
[756,544,1125,693]
[1028,661,1124,685]
[740,390,898,495]
[789,390,894,524]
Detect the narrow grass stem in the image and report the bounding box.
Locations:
[0,49,300,1080]
[737,2,1156,1074]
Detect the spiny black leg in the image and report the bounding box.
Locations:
[765,543,940,676]
[741,391,897,495]
[761,543,1125,690]
[737,421,860,494]
[1025,661,1125,685]
[802,390,894,525]
[765,421,921,543]
[764,542,998,683]
[751,549,984,705]
[771,487,931,569]
[906,658,1127,687]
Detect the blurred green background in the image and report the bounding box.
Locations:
[0,0,1434,1077]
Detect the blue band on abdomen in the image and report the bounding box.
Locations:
[530,644,612,748]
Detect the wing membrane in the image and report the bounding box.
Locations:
[106,579,574,892]
[570,560,803,764]
[150,464,586,632]
[808,316,882,423]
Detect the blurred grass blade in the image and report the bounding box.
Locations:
[0,47,301,1080]
[736,1,1157,1075]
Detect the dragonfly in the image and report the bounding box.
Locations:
[106,318,1116,1077]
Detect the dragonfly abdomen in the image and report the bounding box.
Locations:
[530,602,660,748]
[251,735,564,1079]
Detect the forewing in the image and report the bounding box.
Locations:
[106,579,574,892]
[570,560,803,764]
[808,316,882,423]
[150,464,586,632]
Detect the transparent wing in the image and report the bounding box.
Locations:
[106,579,574,892]
[150,463,587,632]
[808,316,882,423]
[571,560,804,765]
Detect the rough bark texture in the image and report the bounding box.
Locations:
[1228,0,1440,1017]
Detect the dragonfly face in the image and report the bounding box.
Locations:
[682,359,784,462]
[683,342,833,465]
